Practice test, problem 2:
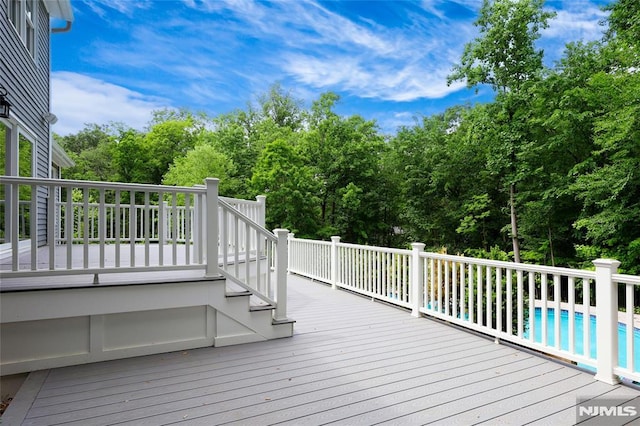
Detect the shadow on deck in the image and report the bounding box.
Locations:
[3,275,640,425]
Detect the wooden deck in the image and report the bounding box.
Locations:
[3,275,640,425]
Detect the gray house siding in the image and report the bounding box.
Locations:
[1,0,53,246]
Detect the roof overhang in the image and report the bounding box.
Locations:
[52,139,75,168]
[44,0,74,22]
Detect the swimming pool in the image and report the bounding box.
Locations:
[524,307,640,371]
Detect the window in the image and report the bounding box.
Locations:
[8,0,37,58]
[0,121,36,243]
[8,0,20,34]
[25,0,35,55]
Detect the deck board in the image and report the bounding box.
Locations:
[5,274,640,425]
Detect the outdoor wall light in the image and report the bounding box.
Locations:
[0,85,11,119]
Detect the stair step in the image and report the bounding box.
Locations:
[226,291,252,298]
[249,304,274,312]
[272,318,296,325]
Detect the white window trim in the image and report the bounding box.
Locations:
[1,118,37,177]
[17,128,36,179]
[7,0,38,59]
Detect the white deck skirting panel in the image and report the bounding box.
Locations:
[3,275,640,425]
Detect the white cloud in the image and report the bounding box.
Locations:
[80,0,153,18]
[51,72,171,136]
[544,7,608,40]
[65,0,612,131]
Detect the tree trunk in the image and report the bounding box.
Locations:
[548,227,555,267]
[510,183,521,263]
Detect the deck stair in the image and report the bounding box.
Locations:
[0,272,294,375]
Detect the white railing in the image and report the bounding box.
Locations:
[1,176,205,274]
[55,201,192,243]
[0,176,286,319]
[53,196,265,245]
[289,235,640,384]
[221,195,266,228]
[219,200,288,320]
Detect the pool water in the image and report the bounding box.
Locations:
[524,307,640,371]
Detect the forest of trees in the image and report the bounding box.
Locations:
[56,0,639,274]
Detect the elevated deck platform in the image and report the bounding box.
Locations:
[3,275,640,425]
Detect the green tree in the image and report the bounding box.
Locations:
[142,114,202,184]
[55,124,120,182]
[163,144,238,196]
[570,64,640,273]
[111,129,150,184]
[251,137,320,236]
[258,83,304,131]
[448,0,555,262]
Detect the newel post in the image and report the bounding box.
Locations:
[593,258,621,385]
[411,243,426,318]
[204,178,219,278]
[274,228,289,321]
[331,236,341,290]
[256,195,266,228]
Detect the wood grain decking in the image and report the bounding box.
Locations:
[3,274,640,425]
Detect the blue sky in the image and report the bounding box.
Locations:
[51,0,613,136]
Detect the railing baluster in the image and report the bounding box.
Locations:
[429,258,435,311]
[476,265,483,325]
[115,190,121,267]
[99,188,106,269]
[626,283,634,372]
[221,208,228,271]
[444,260,449,316]
[171,192,177,266]
[256,226,262,293]
[83,188,89,269]
[506,268,513,335]
[568,276,575,354]
[517,270,524,338]
[583,278,591,359]
[460,263,465,321]
[184,194,191,265]
[130,191,136,267]
[144,191,150,267]
[496,267,502,333]
[528,272,535,342]
[234,214,239,276]
[32,184,39,270]
[541,274,548,346]
[468,264,474,324]
[554,274,561,350]
[66,186,73,269]
[10,183,18,271]
[486,266,492,329]
[244,222,250,288]
[158,193,164,265]
[452,261,458,319]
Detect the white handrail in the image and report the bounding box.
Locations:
[218,199,288,310]
[288,235,640,384]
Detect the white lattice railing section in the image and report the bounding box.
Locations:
[288,235,640,385]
